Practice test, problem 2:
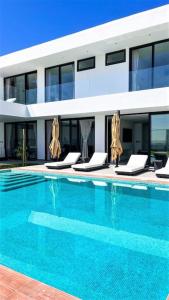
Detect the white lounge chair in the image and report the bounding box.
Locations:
[72,152,108,171]
[155,158,169,178]
[44,152,81,169]
[115,154,148,175]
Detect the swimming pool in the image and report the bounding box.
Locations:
[0,170,168,299]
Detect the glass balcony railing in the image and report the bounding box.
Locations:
[4,64,169,104]
[130,64,169,91]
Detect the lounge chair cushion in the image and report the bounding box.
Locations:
[155,158,169,176]
[72,152,107,170]
[45,152,81,168]
[72,163,105,170]
[115,154,148,174]
[45,161,72,167]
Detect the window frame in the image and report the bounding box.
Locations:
[105,49,126,66]
[4,71,37,104]
[45,62,75,102]
[77,57,95,72]
[129,38,169,91]
[4,121,37,159]
[45,117,95,160]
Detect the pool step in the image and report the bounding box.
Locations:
[0,172,47,192]
[1,177,46,192]
[0,173,31,180]
[0,174,35,183]
[0,175,44,187]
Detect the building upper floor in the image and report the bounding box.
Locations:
[0,4,169,111]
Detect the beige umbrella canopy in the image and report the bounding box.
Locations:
[110,113,123,163]
[49,117,61,159]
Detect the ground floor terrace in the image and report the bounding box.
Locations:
[0,111,169,166]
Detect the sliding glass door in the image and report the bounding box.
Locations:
[130,39,169,91]
[45,63,74,102]
[4,72,37,104]
[5,122,37,160]
[106,114,149,163]
[45,118,95,160]
[150,113,169,165]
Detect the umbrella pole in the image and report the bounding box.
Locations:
[116,110,120,168]
[115,155,119,167]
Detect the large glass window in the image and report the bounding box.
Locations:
[45,63,74,102]
[131,46,152,90]
[106,114,149,163]
[60,64,74,100]
[15,75,25,104]
[151,113,169,163]
[26,73,37,104]
[130,40,169,91]
[45,118,94,160]
[5,122,37,159]
[4,72,37,104]
[154,41,169,88]
[45,67,59,102]
[4,77,15,100]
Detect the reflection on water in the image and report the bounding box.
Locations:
[0,176,169,300]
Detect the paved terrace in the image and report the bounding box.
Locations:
[16,164,169,185]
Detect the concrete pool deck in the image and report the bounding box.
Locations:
[16,164,169,185]
[0,265,79,300]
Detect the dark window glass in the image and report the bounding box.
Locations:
[154,41,169,88]
[4,72,37,104]
[27,122,37,159]
[60,64,74,100]
[5,77,15,100]
[131,46,152,90]
[45,63,74,102]
[151,114,169,157]
[45,67,59,102]
[26,73,37,104]
[15,75,25,104]
[61,120,71,157]
[70,120,79,152]
[77,57,95,71]
[5,123,16,158]
[5,122,37,159]
[130,40,169,91]
[46,120,53,160]
[106,50,126,66]
[45,118,95,161]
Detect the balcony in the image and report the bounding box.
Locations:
[130,64,169,91]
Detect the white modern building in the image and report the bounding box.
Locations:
[0,5,169,164]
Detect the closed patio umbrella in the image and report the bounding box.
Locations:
[49,117,61,159]
[110,113,123,166]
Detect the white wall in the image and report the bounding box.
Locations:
[37,119,45,159]
[27,87,169,118]
[75,51,129,99]
[0,122,5,158]
[95,114,105,152]
[37,67,45,103]
[0,77,4,101]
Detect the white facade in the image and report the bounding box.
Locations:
[0,5,169,161]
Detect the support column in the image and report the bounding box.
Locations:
[37,119,45,160]
[0,77,4,101]
[37,68,45,103]
[95,114,105,152]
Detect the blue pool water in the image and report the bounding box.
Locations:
[0,170,168,299]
